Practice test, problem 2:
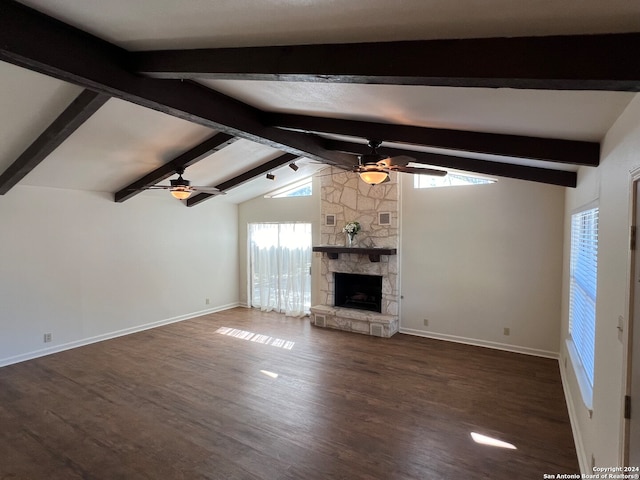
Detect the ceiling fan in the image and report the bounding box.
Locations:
[352,140,447,185]
[137,166,224,200]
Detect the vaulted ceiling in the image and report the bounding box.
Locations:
[0,0,638,205]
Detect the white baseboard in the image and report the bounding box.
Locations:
[559,356,589,475]
[0,302,240,368]
[399,327,559,359]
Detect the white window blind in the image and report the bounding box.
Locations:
[569,207,598,388]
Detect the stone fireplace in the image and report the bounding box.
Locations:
[310,168,399,337]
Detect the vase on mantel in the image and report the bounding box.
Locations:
[347,233,357,247]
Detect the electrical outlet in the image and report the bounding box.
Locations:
[43,333,52,343]
[205,298,210,305]
[503,327,510,336]
[423,318,429,326]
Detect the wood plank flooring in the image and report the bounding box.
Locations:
[0,308,578,479]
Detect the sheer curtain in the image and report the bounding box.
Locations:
[249,223,311,317]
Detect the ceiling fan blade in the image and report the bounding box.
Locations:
[141,185,172,190]
[134,185,224,194]
[394,166,448,176]
[195,189,226,195]
[333,164,356,172]
[387,155,414,167]
[191,186,222,192]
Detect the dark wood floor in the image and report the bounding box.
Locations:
[0,308,578,479]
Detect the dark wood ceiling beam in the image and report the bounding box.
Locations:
[0,89,109,195]
[325,139,577,187]
[0,1,355,169]
[187,153,298,207]
[267,113,599,166]
[114,132,238,203]
[132,33,640,91]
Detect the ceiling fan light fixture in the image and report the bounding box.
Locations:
[170,187,192,200]
[169,174,193,199]
[359,170,388,185]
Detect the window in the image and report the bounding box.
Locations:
[249,223,312,317]
[567,206,598,409]
[265,178,312,198]
[414,171,495,189]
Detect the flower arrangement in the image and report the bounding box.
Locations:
[342,221,361,246]
[342,221,361,235]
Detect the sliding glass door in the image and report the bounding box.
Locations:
[249,223,312,317]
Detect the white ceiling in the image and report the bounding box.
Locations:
[0,1,638,205]
[0,61,82,174]
[0,61,324,204]
[23,98,215,192]
[17,0,640,50]
[201,80,634,142]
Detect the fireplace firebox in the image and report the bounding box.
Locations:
[334,273,383,313]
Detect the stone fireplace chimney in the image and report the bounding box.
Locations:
[310,167,400,337]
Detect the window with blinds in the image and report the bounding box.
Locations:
[568,206,598,395]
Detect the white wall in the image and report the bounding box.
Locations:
[561,94,640,471]
[399,174,565,357]
[0,186,239,366]
[237,177,321,307]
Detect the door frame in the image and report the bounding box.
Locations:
[622,169,640,465]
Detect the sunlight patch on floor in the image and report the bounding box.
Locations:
[215,327,295,350]
[470,432,517,450]
[260,370,279,379]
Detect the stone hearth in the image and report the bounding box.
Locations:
[310,305,399,337]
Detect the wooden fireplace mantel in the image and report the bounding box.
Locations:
[312,246,397,263]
